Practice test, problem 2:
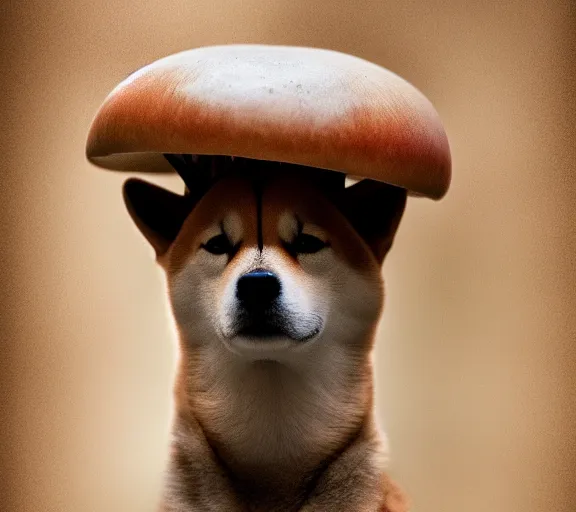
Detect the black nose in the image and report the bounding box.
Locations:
[236,269,281,308]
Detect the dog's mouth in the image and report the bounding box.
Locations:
[235,321,319,343]
[227,312,322,345]
[220,310,323,359]
[237,322,286,338]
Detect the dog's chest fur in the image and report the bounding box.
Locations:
[163,341,385,511]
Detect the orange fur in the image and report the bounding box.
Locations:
[125,166,408,511]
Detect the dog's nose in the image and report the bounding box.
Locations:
[236,269,281,308]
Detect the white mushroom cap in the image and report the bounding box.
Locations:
[86,45,451,199]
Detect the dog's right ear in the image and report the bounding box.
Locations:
[123,178,192,258]
[339,180,407,264]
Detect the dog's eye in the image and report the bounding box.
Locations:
[201,234,231,255]
[292,233,328,254]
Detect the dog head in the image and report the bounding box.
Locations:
[123,159,406,363]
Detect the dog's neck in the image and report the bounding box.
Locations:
[168,332,380,506]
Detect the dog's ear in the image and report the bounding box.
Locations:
[340,180,407,264]
[123,178,192,258]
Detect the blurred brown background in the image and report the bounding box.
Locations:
[1,1,574,511]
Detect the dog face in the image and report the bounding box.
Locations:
[124,160,406,363]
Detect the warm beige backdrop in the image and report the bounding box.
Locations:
[1,1,574,511]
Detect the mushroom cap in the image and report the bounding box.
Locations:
[86,45,451,199]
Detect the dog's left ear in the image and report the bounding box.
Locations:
[340,180,407,264]
[123,178,192,258]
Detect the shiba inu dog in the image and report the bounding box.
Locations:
[123,156,409,512]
